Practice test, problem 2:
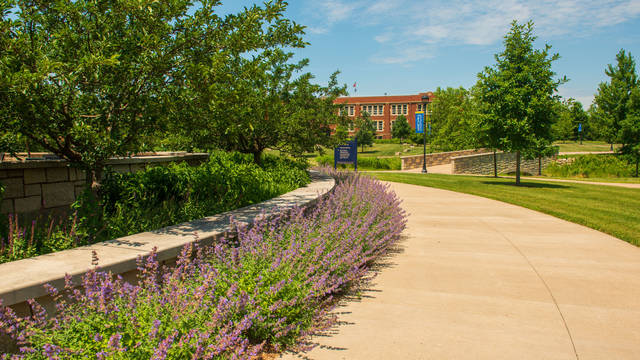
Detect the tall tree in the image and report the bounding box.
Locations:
[0,0,301,188]
[391,115,411,142]
[593,49,638,150]
[429,87,479,151]
[476,20,566,185]
[355,112,375,153]
[621,79,640,176]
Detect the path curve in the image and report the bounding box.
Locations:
[281,182,640,360]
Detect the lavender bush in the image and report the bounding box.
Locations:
[0,172,406,359]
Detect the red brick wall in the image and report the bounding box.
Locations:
[335,92,435,140]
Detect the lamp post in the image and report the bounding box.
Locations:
[421,95,429,173]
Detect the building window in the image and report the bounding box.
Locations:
[391,104,408,115]
[348,122,355,131]
[339,105,355,116]
[375,120,384,131]
[390,120,396,129]
[361,104,384,116]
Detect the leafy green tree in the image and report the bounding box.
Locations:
[621,84,640,176]
[0,0,301,188]
[356,112,375,152]
[553,99,588,141]
[593,49,638,149]
[430,87,479,151]
[476,20,566,185]
[392,115,411,142]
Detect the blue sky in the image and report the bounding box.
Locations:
[218,1,640,107]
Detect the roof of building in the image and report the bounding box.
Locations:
[335,91,434,104]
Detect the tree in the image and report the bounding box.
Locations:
[0,0,301,188]
[621,76,640,177]
[429,87,479,151]
[476,20,566,185]
[593,49,638,150]
[355,112,375,152]
[392,115,411,142]
[553,99,588,141]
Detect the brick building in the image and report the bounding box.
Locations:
[334,91,434,139]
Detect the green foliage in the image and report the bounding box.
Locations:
[553,99,590,141]
[98,152,309,238]
[429,87,480,151]
[0,153,309,264]
[355,112,375,152]
[391,115,411,142]
[544,155,635,178]
[593,49,638,146]
[315,155,401,170]
[0,0,313,183]
[476,20,566,184]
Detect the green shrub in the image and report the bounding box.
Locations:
[544,154,634,178]
[0,152,309,264]
[315,155,400,170]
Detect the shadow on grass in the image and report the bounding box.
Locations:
[481,181,569,189]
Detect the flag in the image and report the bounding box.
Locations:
[353,82,357,93]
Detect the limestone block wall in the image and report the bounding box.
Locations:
[0,152,209,215]
[401,149,488,170]
[452,152,555,175]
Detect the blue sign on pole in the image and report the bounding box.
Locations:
[415,112,425,134]
[578,123,582,132]
[334,139,358,171]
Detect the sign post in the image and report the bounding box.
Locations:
[415,111,427,173]
[334,139,358,171]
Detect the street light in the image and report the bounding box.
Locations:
[421,95,429,174]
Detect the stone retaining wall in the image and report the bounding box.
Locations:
[401,149,488,170]
[452,152,555,175]
[0,152,209,215]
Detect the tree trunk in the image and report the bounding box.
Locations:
[515,151,521,186]
[538,156,542,176]
[85,165,104,197]
[610,143,613,151]
[252,151,262,166]
[493,151,498,178]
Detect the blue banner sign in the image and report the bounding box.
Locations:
[415,112,425,134]
[578,123,582,132]
[334,139,358,171]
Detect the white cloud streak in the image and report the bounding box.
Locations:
[305,0,640,64]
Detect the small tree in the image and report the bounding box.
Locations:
[593,49,638,150]
[392,115,411,142]
[356,112,375,152]
[429,87,479,151]
[621,83,640,176]
[476,20,566,185]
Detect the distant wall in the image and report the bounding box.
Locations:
[401,149,488,170]
[452,152,555,175]
[0,152,209,215]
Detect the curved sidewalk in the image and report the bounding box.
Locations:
[281,182,640,359]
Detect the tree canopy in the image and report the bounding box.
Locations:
[429,87,479,151]
[593,49,638,148]
[476,20,566,185]
[391,115,411,142]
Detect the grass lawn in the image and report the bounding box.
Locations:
[533,175,640,184]
[554,140,620,153]
[356,143,431,157]
[370,172,640,246]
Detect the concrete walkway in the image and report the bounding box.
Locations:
[280,182,640,360]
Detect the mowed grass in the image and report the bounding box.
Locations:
[554,140,620,153]
[371,172,640,246]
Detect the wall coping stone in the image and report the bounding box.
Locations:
[0,171,335,307]
[0,152,210,170]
